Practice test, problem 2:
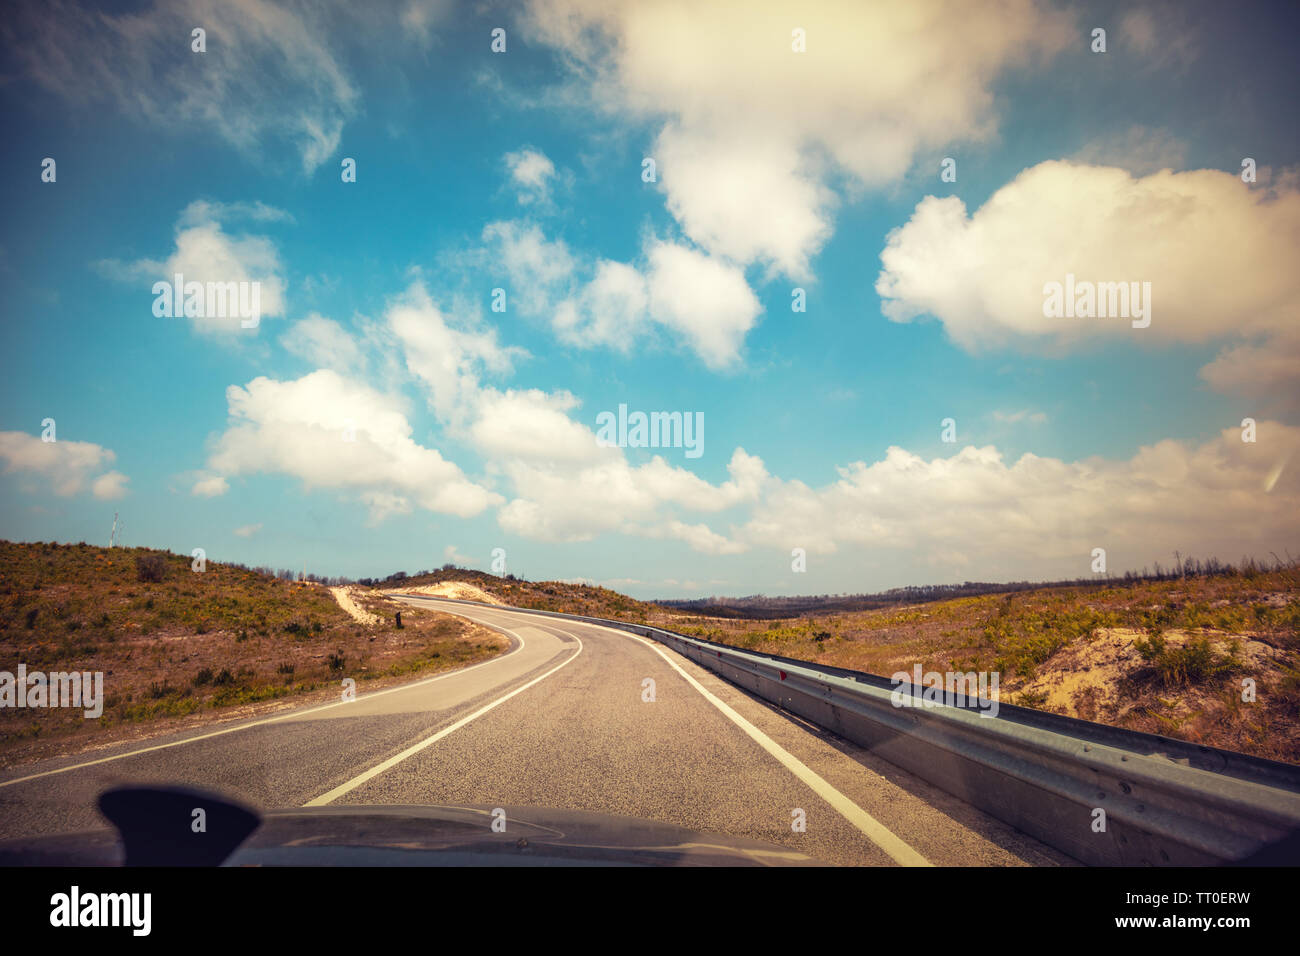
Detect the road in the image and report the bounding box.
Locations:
[0,597,1074,866]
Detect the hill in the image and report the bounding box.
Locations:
[0,541,504,767]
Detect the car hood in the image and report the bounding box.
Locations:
[0,803,822,867]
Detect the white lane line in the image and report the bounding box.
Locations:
[618,628,931,867]
[0,626,526,790]
[302,627,584,807]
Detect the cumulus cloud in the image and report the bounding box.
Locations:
[643,240,760,369]
[470,388,611,465]
[504,148,558,205]
[482,220,577,316]
[875,162,1300,393]
[494,446,767,543]
[443,543,471,565]
[1199,328,1300,415]
[98,200,288,335]
[0,432,128,499]
[365,283,769,542]
[521,0,1073,277]
[233,523,262,538]
[191,266,1298,568]
[486,220,760,368]
[281,314,365,373]
[191,475,230,497]
[652,122,833,281]
[205,369,501,521]
[553,259,649,351]
[2,0,360,173]
[489,418,1300,570]
[726,423,1300,579]
[90,472,130,500]
[385,281,524,421]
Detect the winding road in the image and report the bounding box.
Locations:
[0,597,1074,866]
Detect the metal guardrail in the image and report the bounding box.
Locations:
[403,594,1300,866]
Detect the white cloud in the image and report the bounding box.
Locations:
[336,280,769,545]
[5,0,360,173]
[992,409,1048,424]
[233,523,262,538]
[470,388,610,465]
[281,314,365,373]
[875,162,1300,370]
[482,220,577,316]
[206,369,501,521]
[728,424,1300,578]
[653,123,833,281]
[90,472,130,500]
[644,240,761,369]
[352,274,768,544]
[402,0,454,46]
[658,520,747,555]
[553,259,649,351]
[177,200,294,227]
[486,221,760,367]
[191,475,230,498]
[494,447,766,544]
[359,491,414,524]
[99,200,287,336]
[481,421,1297,570]
[385,281,523,421]
[0,431,128,498]
[504,148,558,205]
[522,0,1073,277]
[1200,329,1300,414]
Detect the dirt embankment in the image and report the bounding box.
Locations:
[329,586,381,624]
[380,582,505,605]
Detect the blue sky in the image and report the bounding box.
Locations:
[1,0,1297,597]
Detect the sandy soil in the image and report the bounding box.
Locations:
[380,582,505,605]
[1010,627,1278,719]
[329,586,381,624]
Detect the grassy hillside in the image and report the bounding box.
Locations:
[634,569,1300,764]
[0,541,505,766]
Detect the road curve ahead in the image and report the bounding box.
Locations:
[0,596,1073,865]
[362,597,1073,866]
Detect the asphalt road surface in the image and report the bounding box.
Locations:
[0,598,1074,866]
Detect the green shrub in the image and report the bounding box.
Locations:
[1133,634,1237,686]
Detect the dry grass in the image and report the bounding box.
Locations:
[604,570,1300,764]
[0,541,506,767]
